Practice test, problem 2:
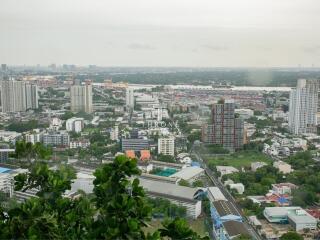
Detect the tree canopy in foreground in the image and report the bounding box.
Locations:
[0,156,209,240]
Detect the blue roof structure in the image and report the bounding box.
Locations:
[278,197,289,204]
[0,167,11,173]
[191,161,201,167]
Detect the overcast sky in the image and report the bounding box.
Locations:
[1,0,320,67]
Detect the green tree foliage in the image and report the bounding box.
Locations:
[286,151,313,169]
[0,156,207,240]
[178,179,191,187]
[222,166,282,195]
[291,188,318,207]
[61,111,75,120]
[157,154,175,163]
[280,232,303,240]
[205,144,229,154]
[187,131,201,144]
[14,141,52,160]
[247,117,274,129]
[148,198,187,218]
[192,180,204,188]
[0,163,94,239]
[6,120,47,133]
[159,218,208,240]
[238,198,272,219]
[234,234,252,240]
[243,142,264,152]
[92,156,150,239]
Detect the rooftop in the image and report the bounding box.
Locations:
[139,178,199,202]
[288,209,317,224]
[213,200,249,237]
[264,207,301,217]
[170,166,204,180]
[207,187,227,201]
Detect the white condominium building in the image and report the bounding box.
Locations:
[70,82,93,113]
[158,136,175,156]
[126,88,135,109]
[289,79,319,134]
[110,125,119,141]
[66,117,84,133]
[0,80,38,113]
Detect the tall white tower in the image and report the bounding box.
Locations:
[126,88,134,110]
[289,79,319,134]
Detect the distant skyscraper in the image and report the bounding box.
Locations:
[70,81,93,113]
[126,88,135,110]
[1,64,7,72]
[201,99,244,152]
[289,79,319,134]
[0,80,38,113]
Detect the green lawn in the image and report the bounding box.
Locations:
[204,151,272,169]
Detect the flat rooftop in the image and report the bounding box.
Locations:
[213,200,249,238]
[170,166,204,180]
[139,178,199,203]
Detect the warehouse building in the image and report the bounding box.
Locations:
[264,207,317,231]
[170,166,205,184]
[139,178,201,219]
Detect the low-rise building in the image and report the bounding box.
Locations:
[139,178,201,219]
[235,108,254,119]
[170,166,204,184]
[25,131,42,144]
[42,131,70,147]
[264,207,317,231]
[49,117,63,131]
[0,131,21,143]
[216,166,239,176]
[121,138,150,151]
[69,139,90,149]
[272,183,298,195]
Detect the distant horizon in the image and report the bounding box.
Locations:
[5,65,320,70]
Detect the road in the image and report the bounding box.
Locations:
[192,150,263,240]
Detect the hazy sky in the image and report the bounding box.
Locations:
[1,0,320,67]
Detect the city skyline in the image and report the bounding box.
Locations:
[1,0,320,67]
